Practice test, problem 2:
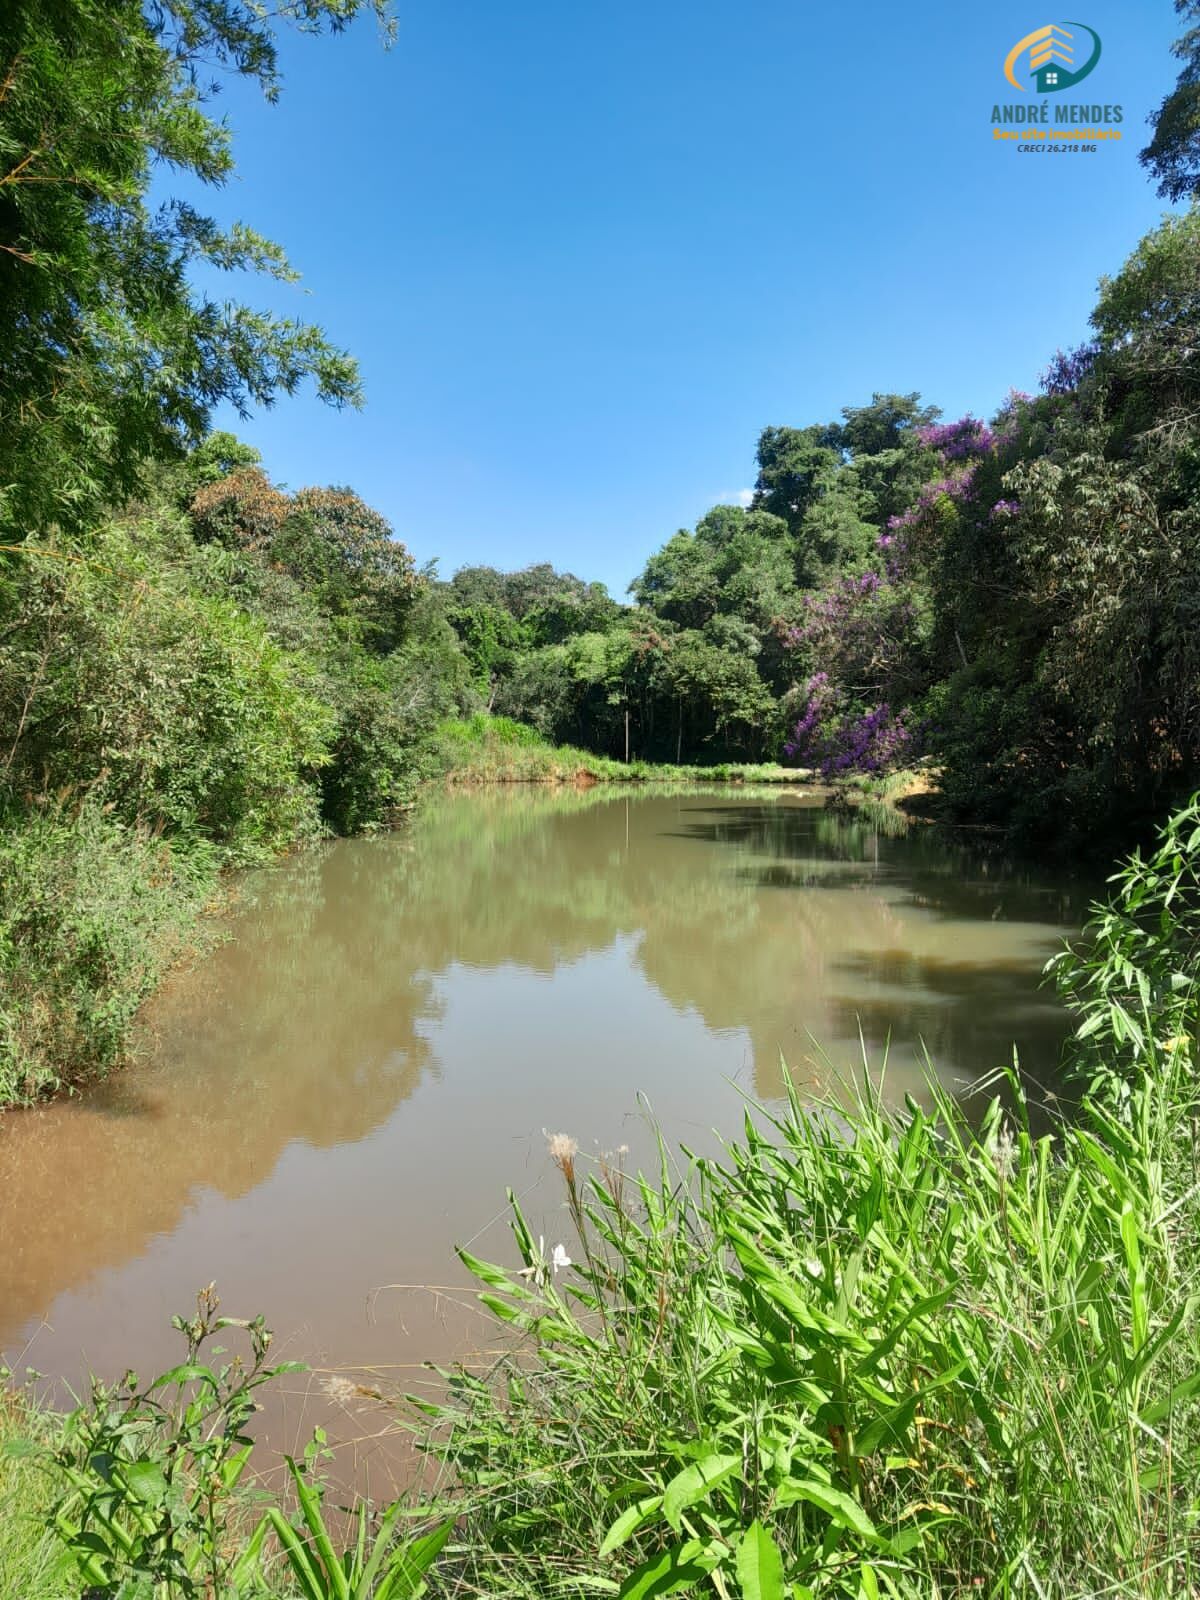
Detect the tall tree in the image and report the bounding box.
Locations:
[1141,0,1200,199]
[0,0,390,537]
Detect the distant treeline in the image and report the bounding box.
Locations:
[436,208,1200,853]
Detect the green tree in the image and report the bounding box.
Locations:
[0,0,388,538]
[630,529,723,628]
[1141,0,1200,200]
[0,521,334,858]
[752,425,840,536]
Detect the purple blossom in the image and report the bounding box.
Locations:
[883,469,978,574]
[785,676,921,776]
[916,416,996,460]
[1041,342,1100,396]
[785,571,887,651]
[990,498,1020,521]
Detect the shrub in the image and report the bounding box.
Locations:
[0,800,218,1102]
[785,673,920,777]
[0,528,334,859]
[10,1288,450,1599]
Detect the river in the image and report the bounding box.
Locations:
[0,786,1083,1483]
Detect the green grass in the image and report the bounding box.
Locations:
[0,1395,75,1600]
[411,801,1200,1598]
[435,713,812,786]
[419,1055,1200,1597]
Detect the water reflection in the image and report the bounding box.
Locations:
[0,787,1085,1424]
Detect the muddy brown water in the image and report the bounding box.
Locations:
[0,787,1085,1486]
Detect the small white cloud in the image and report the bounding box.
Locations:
[737,488,754,508]
[713,487,756,509]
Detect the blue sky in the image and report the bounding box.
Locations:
[194,1,1182,596]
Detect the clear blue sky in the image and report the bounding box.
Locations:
[193,0,1182,596]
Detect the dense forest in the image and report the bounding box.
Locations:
[5,0,1200,1101]
[439,274,1200,857]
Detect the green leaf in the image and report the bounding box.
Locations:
[378,1518,453,1600]
[600,1494,664,1557]
[287,1457,350,1600]
[118,1459,169,1505]
[662,1453,740,1530]
[735,1520,785,1600]
[857,1563,881,1600]
[149,1363,218,1392]
[478,1292,530,1325]
[229,1515,270,1586]
[1140,1367,1200,1425]
[267,1506,325,1600]
[458,1248,528,1295]
[356,1498,406,1596]
[772,1479,885,1547]
[616,1543,712,1599]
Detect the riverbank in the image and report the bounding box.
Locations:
[0,802,225,1106]
[2,796,1197,1596]
[0,714,816,1110]
[437,713,813,785]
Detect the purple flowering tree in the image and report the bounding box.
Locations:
[915,416,996,460]
[784,674,919,777]
[777,410,1022,775]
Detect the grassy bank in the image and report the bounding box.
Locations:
[2,799,1198,1597]
[418,799,1200,1597]
[0,1394,69,1600]
[437,714,812,786]
[429,1072,1200,1596]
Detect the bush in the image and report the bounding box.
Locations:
[6,1288,450,1599]
[0,800,218,1103]
[317,650,440,833]
[0,527,333,860]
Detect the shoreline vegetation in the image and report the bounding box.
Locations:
[4,0,1200,1593]
[437,713,814,786]
[2,798,1198,1597]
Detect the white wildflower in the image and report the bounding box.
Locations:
[992,1121,1016,1181]
[323,1374,359,1407]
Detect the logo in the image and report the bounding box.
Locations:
[1004,22,1102,92]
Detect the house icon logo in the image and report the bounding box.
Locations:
[1004,23,1102,92]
